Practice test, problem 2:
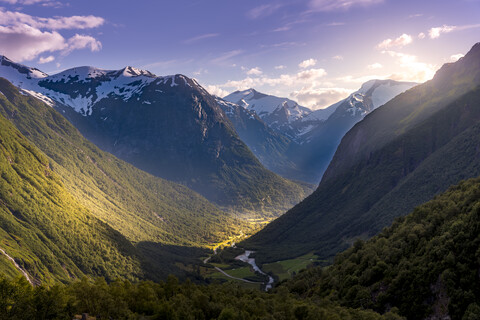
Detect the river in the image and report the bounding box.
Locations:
[235,250,274,291]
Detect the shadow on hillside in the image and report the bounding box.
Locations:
[135,241,210,282]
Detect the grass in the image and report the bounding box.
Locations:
[262,253,319,281]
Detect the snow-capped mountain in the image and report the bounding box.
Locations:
[0,56,310,212]
[292,79,418,183]
[215,96,304,180]
[0,55,184,116]
[224,88,312,137]
[222,80,417,183]
[297,79,417,144]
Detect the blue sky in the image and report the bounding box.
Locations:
[1,0,479,109]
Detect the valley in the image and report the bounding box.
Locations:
[0,0,479,317]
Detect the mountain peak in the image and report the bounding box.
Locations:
[121,66,156,78]
[0,55,48,79]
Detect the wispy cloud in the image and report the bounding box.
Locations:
[260,41,305,48]
[247,4,283,19]
[428,24,480,39]
[211,49,244,64]
[326,22,345,26]
[143,59,182,69]
[309,0,384,12]
[0,0,65,7]
[183,33,219,44]
[0,8,104,30]
[408,13,424,19]
[376,33,412,50]
[367,63,383,69]
[273,19,309,32]
[221,67,327,90]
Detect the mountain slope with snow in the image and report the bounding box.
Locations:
[216,97,307,180]
[223,81,417,183]
[224,88,312,138]
[0,56,311,215]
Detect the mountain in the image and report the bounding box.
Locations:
[244,43,480,262]
[0,77,247,283]
[290,79,417,183]
[0,57,311,215]
[0,97,143,284]
[0,77,239,246]
[224,81,416,183]
[285,176,480,319]
[215,97,306,181]
[224,88,311,138]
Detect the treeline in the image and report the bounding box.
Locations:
[282,177,480,319]
[0,275,403,320]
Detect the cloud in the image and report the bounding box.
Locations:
[204,84,229,98]
[367,63,383,69]
[38,55,54,63]
[382,50,436,82]
[428,24,480,39]
[0,8,104,30]
[246,67,262,76]
[183,33,219,44]
[376,33,412,50]
[450,53,464,62]
[222,68,327,89]
[418,32,426,39]
[408,13,424,19]
[290,86,352,109]
[0,8,104,61]
[309,0,383,12]
[260,41,305,48]
[326,22,345,26]
[299,58,317,68]
[337,74,387,84]
[428,25,456,39]
[247,4,282,19]
[193,68,208,76]
[296,68,327,80]
[0,0,63,5]
[0,24,103,62]
[0,24,64,61]
[63,34,101,55]
[211,50,244,64]
[275,65,286,70]
[273,19,309,32]
[332,55,343,60]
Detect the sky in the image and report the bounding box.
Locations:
[0,0,479,110]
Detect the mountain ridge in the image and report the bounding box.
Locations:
[243,42,480,262]
[0,57,311,215]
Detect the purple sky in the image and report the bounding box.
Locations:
[0,0,479,109]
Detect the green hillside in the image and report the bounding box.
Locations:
[284,176,480,319]
[0,109,142,284]
[243,43,480,263]
[0,77,243,247]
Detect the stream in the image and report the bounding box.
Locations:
[0,247,33,285]
[235,250,274,291]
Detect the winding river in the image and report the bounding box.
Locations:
[235,250,274,291]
